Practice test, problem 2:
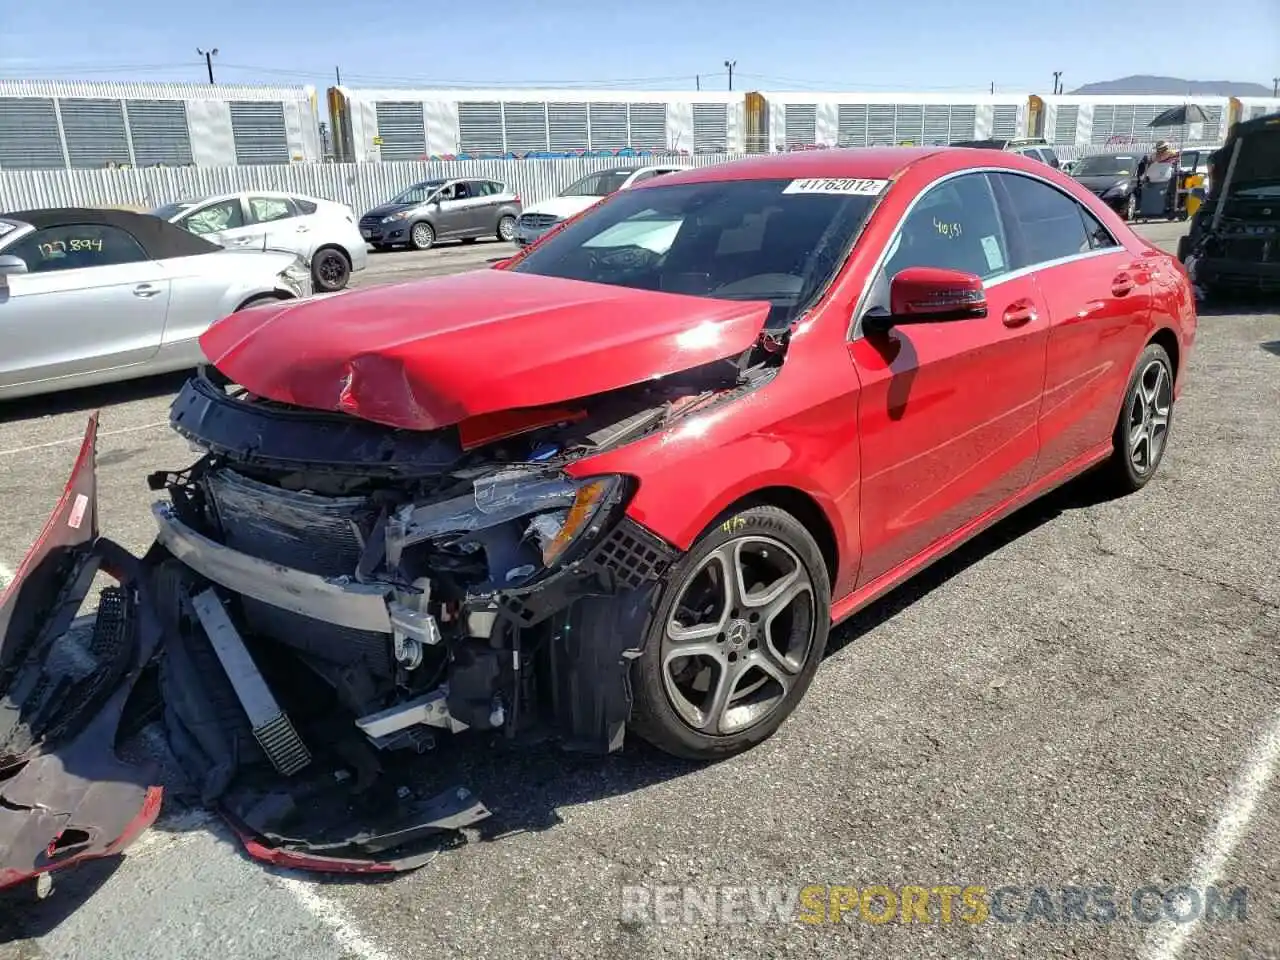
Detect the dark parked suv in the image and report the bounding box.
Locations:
[359,178,523,251]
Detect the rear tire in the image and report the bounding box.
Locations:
[311,247,351,292]
[410,222,435,251]
[1102,342,1175,494]
[629,505,831,761]
[497,215,517,243]
[1123,194,1137,221]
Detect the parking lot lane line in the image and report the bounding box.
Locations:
[0,420,169,458]
[1139,707,1280,960]
[272,876,400,960]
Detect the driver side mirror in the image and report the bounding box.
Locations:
[864,266,988,334]
[0,254,28,290]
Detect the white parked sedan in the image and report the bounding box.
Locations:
[514,165,686,246]
[153,191,368,292]
[0,207,312,401]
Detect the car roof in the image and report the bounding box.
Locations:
[5,207,220,259]
[642,147,946,187]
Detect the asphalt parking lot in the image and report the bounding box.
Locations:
[1,222,1277,960]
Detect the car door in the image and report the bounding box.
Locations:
[848,171,1049,587]
[431,182,469,239]
[0,222,171,389]
[244,195,310,256]
[990,171,1158,481]
[465,180,500,235]
[177,197,251,249]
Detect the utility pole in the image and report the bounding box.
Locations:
[1273,77,1278,97]
[724,60,736,91]
[990,81,995,94]
[695,74,700,91]
[336,66,342,86]
[197,47,218,84]
[1052,71,1063,95]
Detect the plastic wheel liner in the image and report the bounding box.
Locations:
[0,415,493,887]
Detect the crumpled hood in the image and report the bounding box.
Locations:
[520,196,603,221]
[199,269,769,431]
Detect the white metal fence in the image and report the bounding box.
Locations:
[0,144,1147,214]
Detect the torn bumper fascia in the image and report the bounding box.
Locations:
[0,414,164,891]
[0,416,495,881]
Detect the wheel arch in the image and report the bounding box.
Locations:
[1148,326,1181,383]
[233,290,293,312]
[311,241,350,262]
[701,485,839,589]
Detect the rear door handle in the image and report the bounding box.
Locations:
[1112,272,1135,296]
[132,283,161,298]
[1002,300,1038,328]
[296,225,310,233]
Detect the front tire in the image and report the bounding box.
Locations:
[1123,194,1137,221]
[1102,343,1175,493]
[410,221,435,251]
[629,505,831,761]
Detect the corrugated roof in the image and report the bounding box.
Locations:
[0,80,315,101]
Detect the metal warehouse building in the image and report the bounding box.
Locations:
[1028,94,1231,146]
[0,81,323,170]
[327,87,747,161]
[751,92,1032,151]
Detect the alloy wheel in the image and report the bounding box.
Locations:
[661,536,817,736]
[498,217,516,242]
[1127,357,1172,475]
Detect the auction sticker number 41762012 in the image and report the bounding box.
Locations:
[782,178,890,196]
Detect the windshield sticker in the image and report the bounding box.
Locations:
[981,235,1005,272]
[782,178,889,197]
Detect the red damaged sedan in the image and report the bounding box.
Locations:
[0,147,1196,883]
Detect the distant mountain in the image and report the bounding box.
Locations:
[1070,75,1274,97]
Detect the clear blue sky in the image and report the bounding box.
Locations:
[2,0,1277,93]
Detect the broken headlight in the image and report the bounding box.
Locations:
[392,470,631,571]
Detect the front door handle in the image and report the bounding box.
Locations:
[132,283,161,298]
[1002,300,1038,328]
[1112,272,1135,296]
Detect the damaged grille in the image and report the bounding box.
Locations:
[203,468,394,677]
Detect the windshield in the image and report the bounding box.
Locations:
[559,170,636,198]
[391,180,446,204]
[1072,155,1136,177]
[511,178,878,329]
[152,201,199,220]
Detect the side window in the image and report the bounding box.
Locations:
[1042,149,1062,169]
[181,199,244,236]
[882,172,1011,282]
[293,197,318,215]
[247,196,297,224]
[1078,205,1120,250]
[7,224,148,273]
[996,173,1091,268]
[453,182,473,201]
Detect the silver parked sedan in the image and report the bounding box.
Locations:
[0,208,312,401]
